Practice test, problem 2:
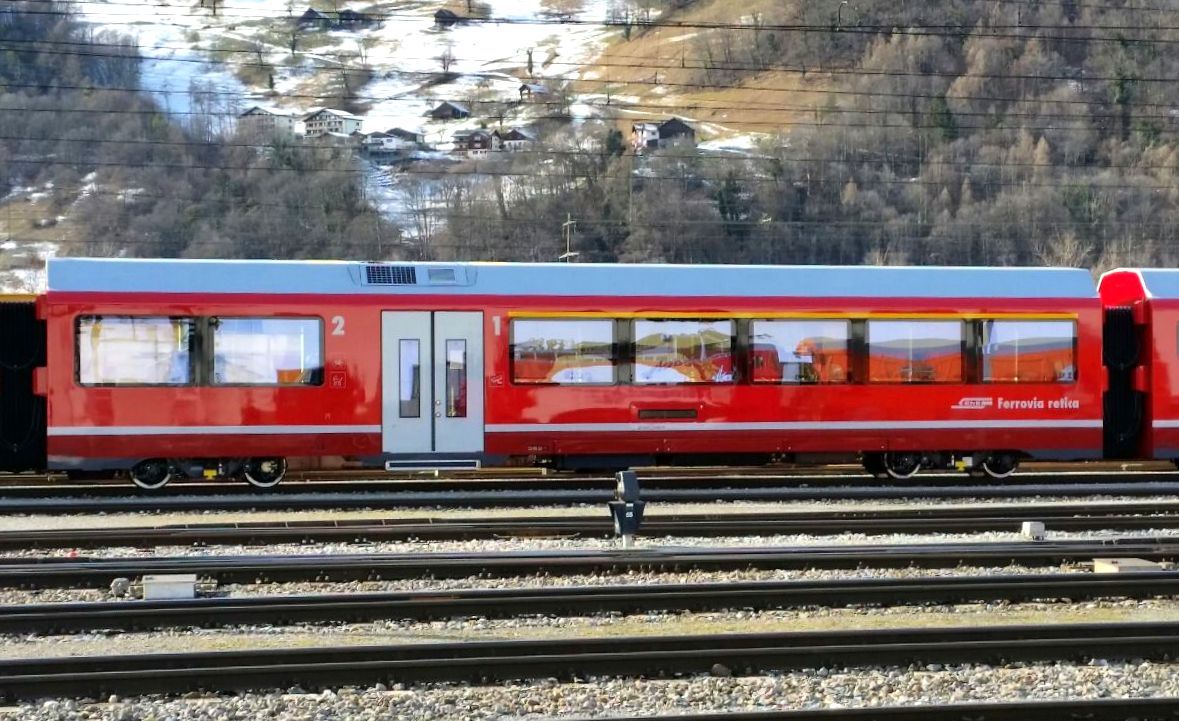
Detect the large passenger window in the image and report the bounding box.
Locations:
[982,320,1076,383]
[511,319,616,384]
[211,317,323,386]
[634,319,734,384]
[868,320,963,383]
[751,320,850,384]
[76,316,194,386]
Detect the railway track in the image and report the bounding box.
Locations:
[8,501,1179,549]
[3,462,1166,491]
[3,538,1177,588]
[560,699,1179,721]
[3,620,1179,700]
[5,480,1179,514]
[4,571,1179,635]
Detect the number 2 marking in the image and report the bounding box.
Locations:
[331,315,346,336]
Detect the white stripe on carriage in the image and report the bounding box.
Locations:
[47,425,382,437]
[484,420,1103,433]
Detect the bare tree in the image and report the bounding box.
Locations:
[438,44,456,74]
[356,36,377,69]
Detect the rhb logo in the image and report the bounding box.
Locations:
[951,396,994,410]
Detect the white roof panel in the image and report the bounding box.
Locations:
[46,258,1098,299]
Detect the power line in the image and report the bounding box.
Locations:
[7,48,1179,108]
[11,132,1179,177]
[10,152,1179,194]
[18,0,1179,32]
[12,32,1179,81]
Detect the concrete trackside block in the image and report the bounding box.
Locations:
[1020,521,1046,540]
[1093,558,1171,574]
[142,573,198,600]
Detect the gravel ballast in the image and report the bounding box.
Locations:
[0,562,1074,605]
[2,596,1177,658]
[4,660,1179,720]
[0,494,1177,531]
[0,527,1176,560]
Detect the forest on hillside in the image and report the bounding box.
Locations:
[425,0,1179,270]
[4,0,1179,270]
[0,1,398,261]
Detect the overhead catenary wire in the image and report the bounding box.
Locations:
[16,0,1179,35]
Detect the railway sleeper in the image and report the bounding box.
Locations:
[862,451,1021,480]
[130,457,287,491]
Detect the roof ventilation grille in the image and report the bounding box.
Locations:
[365,265,417,285]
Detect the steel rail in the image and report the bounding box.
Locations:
[3,621,1179,700]
[554,698,1179,721]
[8,502,1179,549]
[2,539,1177,588]
[2,462,1168,491]
[4,571,1179,635]
[6,481,1179,514]
[4,471,1178,497]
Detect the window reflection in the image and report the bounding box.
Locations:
[868,320,963,383]
[511,319,615,384]
[634,319,734,384]
[399,339,421,417]
[212,317,323,386]
[983,320,1076,383]
[445,339,467,417]
[751,320,850,384]
[77,316,194,386]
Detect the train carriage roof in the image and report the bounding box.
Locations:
[47,258,1098,299]
[1099,268,1179,302]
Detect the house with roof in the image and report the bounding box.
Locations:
[434,8,462,26]
[427,101,471,120]
[303,108,363,137]
[452,129,496,156]
[494,127,535,151]
[297,8,333,29]
[337,9,372,26]
[363,128,428,159]
[237,106,299,137]
[630,118,696,153]
[387,128,426,144]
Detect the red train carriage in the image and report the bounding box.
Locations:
[1098,269,1179,464]
[14,258,1106,488]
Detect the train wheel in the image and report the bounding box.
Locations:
[130,459,172,491]
[883,452,922,480]
[981,453,1019,479]
[243,458,287,488]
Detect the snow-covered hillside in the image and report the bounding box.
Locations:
[79,0,620,141]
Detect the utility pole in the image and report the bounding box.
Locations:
[559,213,579,262]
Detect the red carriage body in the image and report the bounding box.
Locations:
[31,258,1104,484]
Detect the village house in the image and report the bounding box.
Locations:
[337,9,372,26]
[237,106,299,137]
[434,8,462,27]
[630,118,696,153]
[452,129,496,156]
[363,128,428,159]
[494,127,534,151]
[297,8,374,29]
[387,128,426,144]
[296,8,333,29]
[427,101,471,120]
[302,108,363,137]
